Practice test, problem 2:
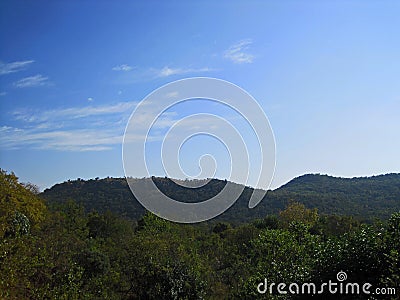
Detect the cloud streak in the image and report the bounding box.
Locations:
[0,126,120,152]
[12,101,137,124]
[224,39,254,64]
[1,100,238,152]
[13,74,50,88]
[2,102,137,151]
[112,64,133,71]
[1,101,176,152]
[156,66,214,77]
[0,60,34,75]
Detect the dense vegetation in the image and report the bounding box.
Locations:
[1,170,399,299]
[41,173,400,223]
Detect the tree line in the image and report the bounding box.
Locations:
[41,173,400,224]
[1,170,399,299]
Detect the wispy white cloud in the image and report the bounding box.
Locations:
[1,100,238,152]
[158,67,179,77]
[0,60,34,75]
[112,64,133,71]
[156,66,214,77]
[12,101,137,123]
[0,92,6,96]
[165,91,179,98]
[13,74,50,88]
[224,39,254,64]
[111,66,217,84]
[0,126,119,152]
[1,101,174,152]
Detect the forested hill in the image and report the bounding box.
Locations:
[40,173,400,222]
[273,173,400,220]
[278,173,400,195]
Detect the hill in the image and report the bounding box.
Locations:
[40,173,400,222]
[274,173,400,218]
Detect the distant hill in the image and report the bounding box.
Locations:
[273,173,400,220]
[40,173,400,223]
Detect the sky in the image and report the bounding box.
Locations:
[0,0,399,191]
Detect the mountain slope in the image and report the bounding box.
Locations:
[40,174,400,222]
[274,173,400,219]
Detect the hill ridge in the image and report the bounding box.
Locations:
[40,173,400,222]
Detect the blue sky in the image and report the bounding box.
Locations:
[0,1,399,190]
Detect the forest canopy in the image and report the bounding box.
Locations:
[41,173,400,223]
[0,170,399,299]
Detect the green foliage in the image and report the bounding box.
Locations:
[1,171,400,299]
[7,210,31,237]
[381,212,400,290]
[253,215,279,230]
[312,225,385,284]
[0,169,46,238]
[41,173,400,224]
[212,222,232,235]
[312,214,361,236]
[136,211,174,232]
[279,202,319,228]
[276,173,400,220]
